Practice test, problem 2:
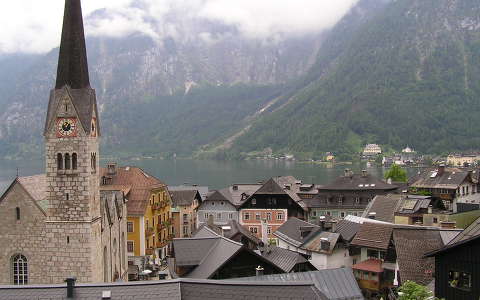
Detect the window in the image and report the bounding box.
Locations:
[312,211,317,217]
[64,153,71,170]
[449,270,471,290]
[433,217,438,223]
[217,213,222,219]
[11,254,28,285]
[277,213,284,220]
[267,227,272,235]
[220,201,224,206]
[266,212,271,221]
[255,213,261,220]
[57,153,63,170]
[251,198,257,205]
[211,202,215,206]
[249,227,258,234]
[72,153,77,170]
[127,241,134,253]
[15,207,20,220]
[127,222,134,233]
[229,213,234,219]
[367,249,379,259]
[341,212,345,218]
[244,212,250,220]
[355,197,360,204]
[204,213,209,219]
[183,226,188,236]
[183,214,188,222]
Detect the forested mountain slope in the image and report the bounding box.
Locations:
[231,0,480,158]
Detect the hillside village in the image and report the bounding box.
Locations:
[1,1,480,300]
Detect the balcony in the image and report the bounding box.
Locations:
[145,227,154,236]
[157,223,165,231]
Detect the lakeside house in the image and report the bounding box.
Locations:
[306,169,398,221]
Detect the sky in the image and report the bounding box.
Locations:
[0,0,359,54]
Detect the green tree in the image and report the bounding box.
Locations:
[398,280,439,300]
[384,163,407,182]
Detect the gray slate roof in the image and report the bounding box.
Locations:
[274,217,321,247]
[447,215,480,245]
[362,194,404,223]
[334,219,361,242]
[170,190,201,207]
[260,246,309,273]
[231,269,364,300]
[410,168,471,189]
[0,278,323,300]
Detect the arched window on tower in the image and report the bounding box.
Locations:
[65,153,71,170]
[57,153,63,170]
[91,153,97,173]
[11,254,28,285]
[15,207,20,220]
[72,153,77,170]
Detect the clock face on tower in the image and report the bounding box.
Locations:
[57,118,77,137]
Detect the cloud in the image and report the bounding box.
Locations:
[0,0,359,54]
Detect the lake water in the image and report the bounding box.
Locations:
[0,158,397,195]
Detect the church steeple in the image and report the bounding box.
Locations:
[55,0,90,89]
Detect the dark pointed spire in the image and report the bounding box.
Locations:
[55,0,90,89]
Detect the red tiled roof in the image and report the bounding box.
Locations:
[352,259,383,273]
[100,166,162,215]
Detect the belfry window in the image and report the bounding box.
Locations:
[72,153,78,170]
[15,207,20,220]
[11,254,28,285]
[65,153,71,170]
[57,153,63,170]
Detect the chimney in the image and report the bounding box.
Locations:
[207,214,214,227]
[428,205,433,214]
[344,169,350,177]
[65,277,76,298]
[256,265,264,277]
[331,221,337,233]
[107,163,117,176]
[368,212,376,220]
[362,170,367,177]
[320,238,330,251]
[261,219,269,245]
[438,164,446,176]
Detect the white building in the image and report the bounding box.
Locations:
[363,144,382,156]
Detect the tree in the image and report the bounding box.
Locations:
[384,163,407,182]
[398,280,439,300]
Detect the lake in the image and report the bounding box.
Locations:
[0,157,399,195]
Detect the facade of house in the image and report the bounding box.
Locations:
[307,170,398,221]
[101,164,162,258]
[170,190,202,239]
[427,217,480,300]
[409,166,477,212]
[363,144,382,156]
[239,209,288,241]
[144,184,174,260]
[196,184,261,227]
[0,0,127,284]
[274,217,351,270]
[239,176,308,220]
[447,154,480,167]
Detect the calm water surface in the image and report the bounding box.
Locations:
[0,158,405,194]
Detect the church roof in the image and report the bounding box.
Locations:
[17,175,48,212]
[55,0,90,89]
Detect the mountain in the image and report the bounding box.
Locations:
[1,0,480,160]
[229,0,480,159]
[0,18,324,159]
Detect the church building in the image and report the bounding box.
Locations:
[0,0,127,284]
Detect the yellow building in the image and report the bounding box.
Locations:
[101,164,163,258]
[145,184,174,260]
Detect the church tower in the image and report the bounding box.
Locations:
[43,0,103,283]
